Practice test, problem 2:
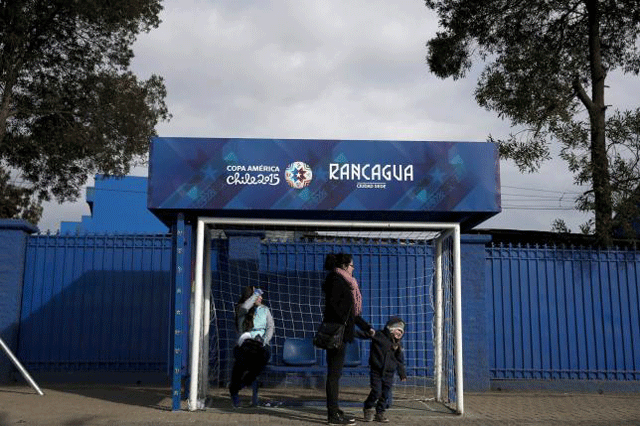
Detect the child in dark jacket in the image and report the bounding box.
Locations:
[358,316,407,423]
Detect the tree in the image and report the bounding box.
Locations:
[425,0,640,245]
[0,0,170,225]
[551,218,571,234]
[555,108,640,238]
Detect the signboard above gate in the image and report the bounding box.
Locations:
[147,137,501,229]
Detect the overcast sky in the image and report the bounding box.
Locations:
[39,0,640,233]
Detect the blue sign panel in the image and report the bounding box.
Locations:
[148,138,501,228]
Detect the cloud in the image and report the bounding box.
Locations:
[39,0,604,233]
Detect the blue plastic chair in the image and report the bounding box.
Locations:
[282,338,317,366]
[252,338,319,405]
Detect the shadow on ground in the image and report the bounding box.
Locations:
[203,384,455,424]
[41,382,173,411]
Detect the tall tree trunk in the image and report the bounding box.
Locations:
[586,0,613,246]
[0,80,13,144]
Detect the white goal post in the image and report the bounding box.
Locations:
[188,217,463,415]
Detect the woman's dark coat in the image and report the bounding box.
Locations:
[322,270,371,343]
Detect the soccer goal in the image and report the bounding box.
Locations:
[187,218,463,415]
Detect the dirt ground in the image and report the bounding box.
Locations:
[3,382,640,425]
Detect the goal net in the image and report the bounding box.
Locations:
[188,218,463,414]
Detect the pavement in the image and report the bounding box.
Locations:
[2,382,640,425]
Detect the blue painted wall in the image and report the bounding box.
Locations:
[461,234,492,391]
[0,220,38,382]
[60,175,168,234]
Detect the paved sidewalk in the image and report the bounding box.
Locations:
[2,383,640,425]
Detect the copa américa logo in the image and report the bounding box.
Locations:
[285,161,313,189]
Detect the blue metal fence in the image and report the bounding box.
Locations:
[19,233,173,372]
[487,244,640,381]
[18,231,640,385]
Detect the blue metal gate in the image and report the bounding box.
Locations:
[19,233,173,372]
[487,244,640,380]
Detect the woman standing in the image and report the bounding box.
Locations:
[322,253,375,425]
[229,286,274,407]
